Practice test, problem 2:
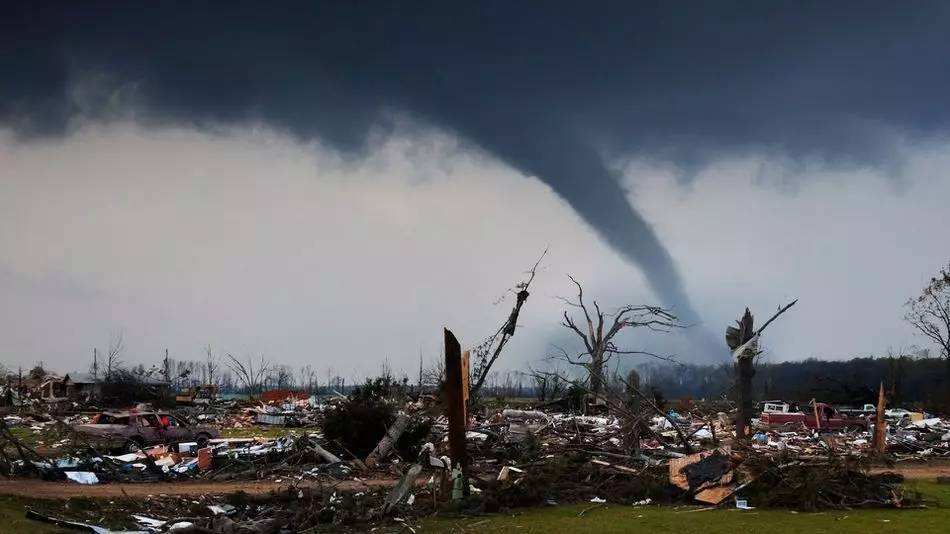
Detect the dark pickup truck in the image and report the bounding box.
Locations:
[759,402,869,432]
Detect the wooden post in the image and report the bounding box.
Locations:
[443,328,468,496]
[461,349,471,427]
[872,382,887,454]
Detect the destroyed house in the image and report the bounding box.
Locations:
[37,373,101,401]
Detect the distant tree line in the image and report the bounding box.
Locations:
[633,352,948,412]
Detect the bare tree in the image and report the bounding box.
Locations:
[105,331,125,381]
[268,364,294,390]
[556,275,682,397]
[224,353,271,396]
[469,249,547,399]
[905,261,950,385]
[298,364,317,393]
[525,365,566,401]
[420,355,446,393]
[204,345,218,386]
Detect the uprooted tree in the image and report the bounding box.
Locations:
[468,249,547,403]
[555,275,683,398]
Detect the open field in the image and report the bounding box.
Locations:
[421,480,950,534]
[1,480,947,533]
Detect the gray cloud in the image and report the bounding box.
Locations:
[3,2,950,364]
[1,123,947,375]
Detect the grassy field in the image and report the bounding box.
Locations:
[0,496,63,534]
[1,479,947,533]
[420,480,950,534]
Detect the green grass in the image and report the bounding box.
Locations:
[419,481,950,533]
[1,479,947,533]
[0,496,66,534]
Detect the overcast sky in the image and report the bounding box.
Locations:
[1,3,949,376]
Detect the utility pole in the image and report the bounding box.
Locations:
[92,348,98,381]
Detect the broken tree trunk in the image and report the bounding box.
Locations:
[728,308,756,442]
[726,300,798,443]
[312,443,342,464]
[444,328,469,497]
[365,413,409,469]
[872,382,887,454]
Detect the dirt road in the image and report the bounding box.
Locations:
[870,461,950,480]
[0,461,946,499]
[0,477,399,499]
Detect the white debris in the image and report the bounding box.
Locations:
[64,471,99,485]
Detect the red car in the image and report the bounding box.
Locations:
[759,402,868,432]
[73,411,219,453]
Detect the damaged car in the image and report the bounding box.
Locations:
[72,411,219,452]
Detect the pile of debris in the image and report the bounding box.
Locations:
[741,453,919,510]
[25,485,418,533]
[2,424,345,485]
[889,417,950,457]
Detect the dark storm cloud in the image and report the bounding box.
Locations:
[4,1,950,345]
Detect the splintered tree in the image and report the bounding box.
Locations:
[556,275,682,398]
[468,249,547,402]
[726,300,797,442]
